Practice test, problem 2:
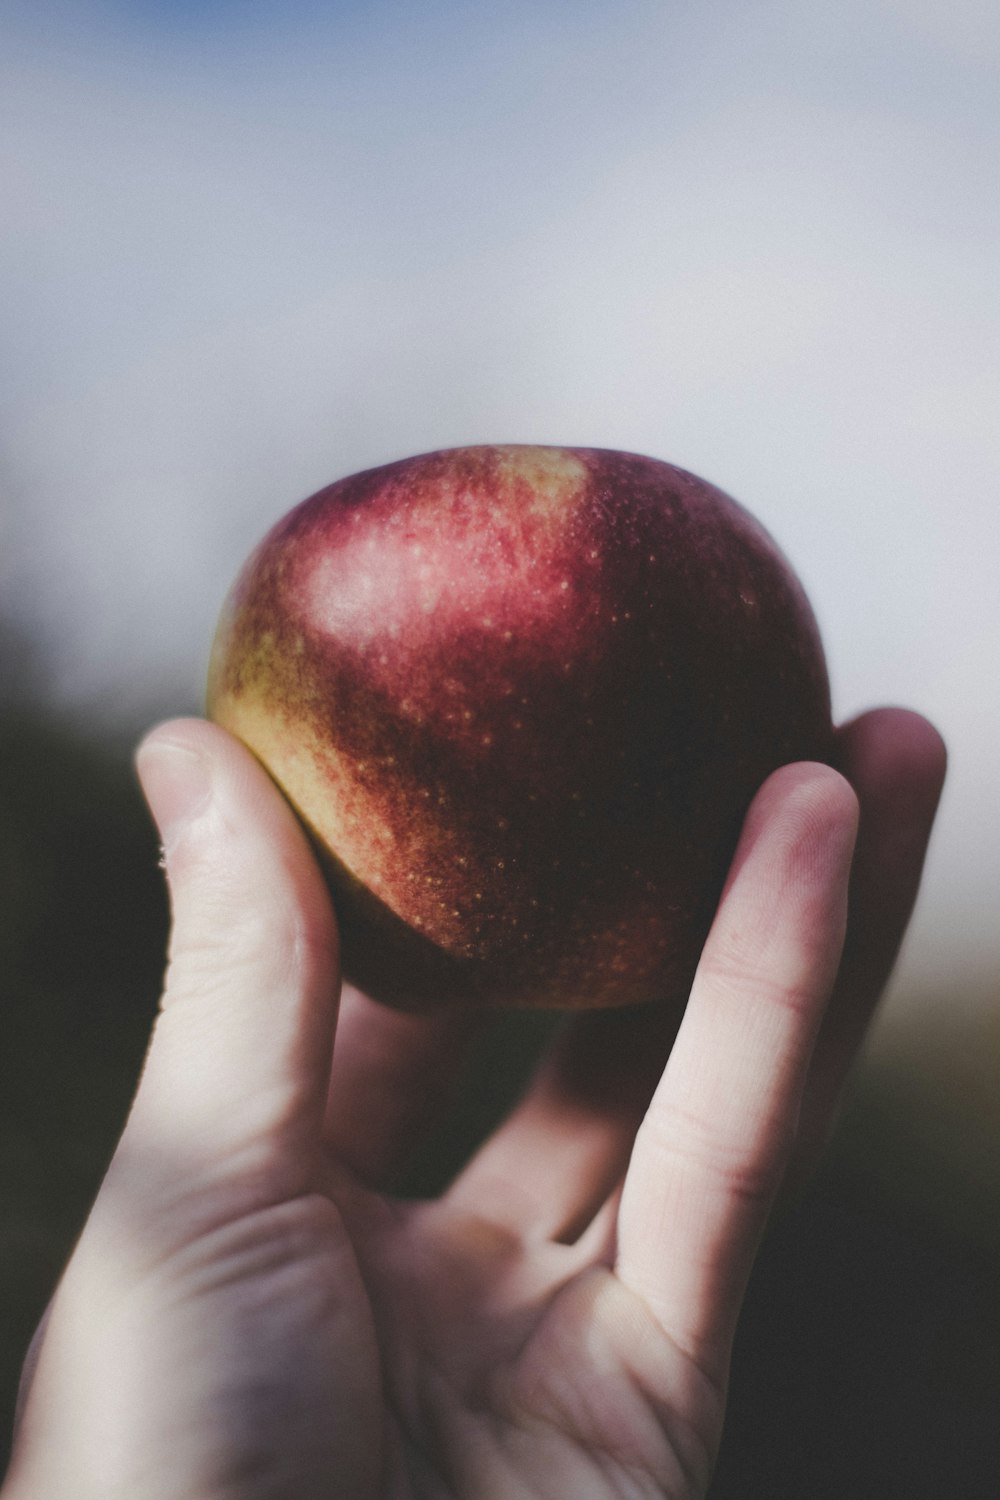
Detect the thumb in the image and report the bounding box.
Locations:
[123,718,340,1206]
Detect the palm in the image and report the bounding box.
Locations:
[328,1167,718,1499]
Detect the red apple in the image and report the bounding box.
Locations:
[207,445,832,1011]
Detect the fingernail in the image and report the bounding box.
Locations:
[136,739,213,856]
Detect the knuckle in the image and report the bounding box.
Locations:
[163,887,327,1006]
[698,944,816,1021]
[649,1102,791,1208]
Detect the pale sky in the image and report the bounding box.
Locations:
[3,0,999,1013]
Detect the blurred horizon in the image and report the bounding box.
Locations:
[3,0,999,1058]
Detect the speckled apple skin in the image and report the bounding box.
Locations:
[207,445,833,1011]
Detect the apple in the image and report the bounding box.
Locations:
[207,445,833,1012]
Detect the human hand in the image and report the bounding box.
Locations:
[3,709,944,1500]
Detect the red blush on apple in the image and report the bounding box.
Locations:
[208,445,832,1013]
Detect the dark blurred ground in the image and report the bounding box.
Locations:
[2,684,998,1496]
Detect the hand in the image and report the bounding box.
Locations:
[3,710,944,1500]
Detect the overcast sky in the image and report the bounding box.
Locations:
[2,0,998,1007]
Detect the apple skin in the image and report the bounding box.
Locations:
[207,445,833,1012]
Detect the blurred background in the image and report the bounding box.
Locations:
[2,0,998,1492]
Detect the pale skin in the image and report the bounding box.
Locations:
[2,708,945,1500]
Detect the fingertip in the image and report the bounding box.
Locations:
[136,718,262,795]
[789,759,860,815]
[836,707,948,804]
[137,717,302,847]
[136,715,234,764]
[835,708,948,887]
[748,760,860,829]
[726,761,859,898]
[801,762,861,849]
[136,715,337,963]
[887,707,948,774]
[135,728,214,853]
